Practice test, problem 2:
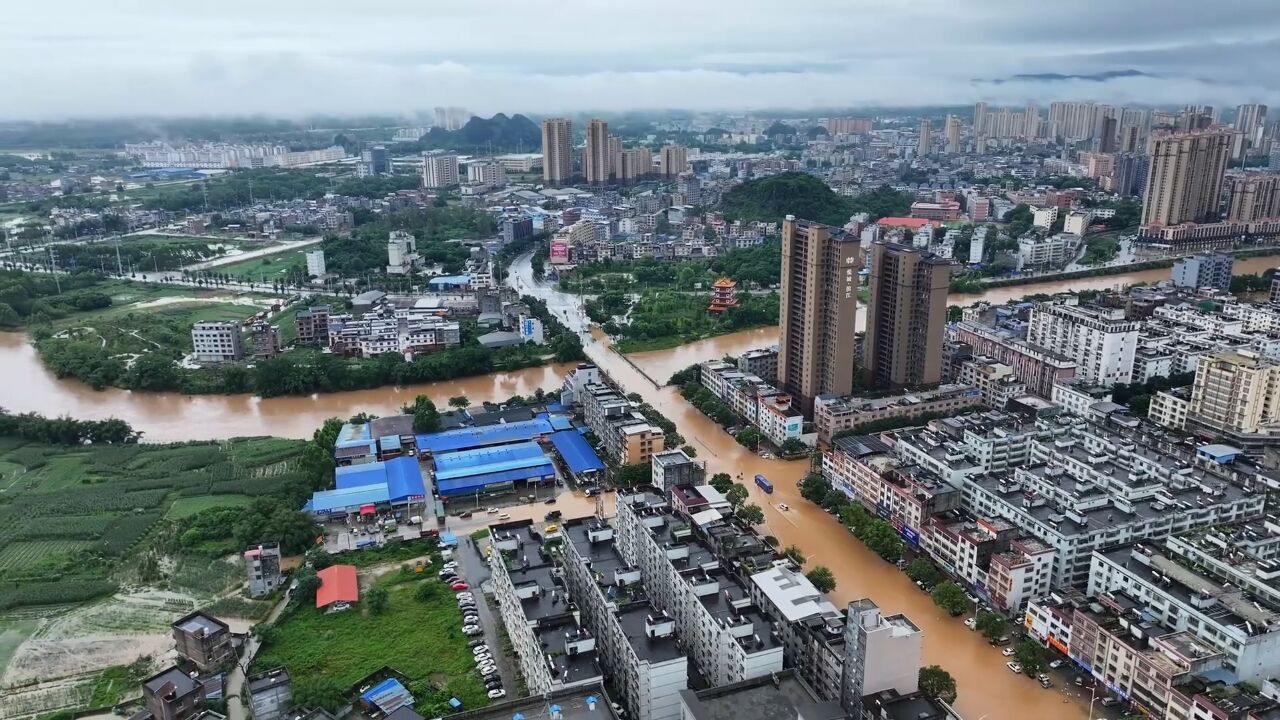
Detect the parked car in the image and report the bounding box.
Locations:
[488,689,507,700]
[486,680,503,690]
[1100,698,1120,708]
[1001,648,1016,657]
[963,617,976,630]
[1048,659,1063,669]
[459,512,473,519]
[486,507,499,514]
[544,524,559,533]
[479,664,497,675]
[545,498,557,505]
[463,627,482,636]
[451,582,470,591]
[468,639,486,648]
[498,513,510,520]
[1039,678,1053,689]
[1006,662,1023,674]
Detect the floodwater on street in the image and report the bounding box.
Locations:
[7,252,1279,718]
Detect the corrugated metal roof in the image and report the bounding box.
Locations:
[550,430,605,475]
[309,484,389,513]
[436,463,554,496]
[416,418,553,453]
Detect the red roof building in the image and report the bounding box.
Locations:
[875,217,935,232]
[316,564,359,609]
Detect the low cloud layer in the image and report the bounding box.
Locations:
[3,0,1279,119]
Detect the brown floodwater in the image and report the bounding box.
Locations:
[8,257,1280,718]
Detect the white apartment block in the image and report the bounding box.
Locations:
[842,599,923,709]
[466,160,507,188]
[191,321,244,362]
[613,491,785,687]
[487,522,604,694]
[1088,541,1280,683]
[1051,379,1114,418]
[305,250,326,278]
[1016,233,1080,271]
[422,153,460,189]
[1064,211,1093,236]
[699,361,803,446]
[1032,206,1059,228]
[1027,301,1140,385]
[956,356,1027,409]
[386,230,419,275]
[561,517,689,720]
[1149,390,1191,431]
[962,417,1264,587]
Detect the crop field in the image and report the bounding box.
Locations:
[254,565,489,715]
[0,540,96,571]
[0,437,305,613]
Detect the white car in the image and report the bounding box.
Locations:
[1048,660,1063,669]
[1006,661,1022,674]
[479,664,497,674]
[487,689,507,700]
[1001,648,1016,657]
[963,617,977,630]
[486,507,499,514]
[462,624,481,633]
[473,647,490,656]
[778,503,790,511]
[498,513,511,520]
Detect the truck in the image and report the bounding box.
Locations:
[755,474,773,493]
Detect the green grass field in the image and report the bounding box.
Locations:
[254,569,488,715]
[0,541,96,571]
[216,251,307,282]
[165,494,254,519]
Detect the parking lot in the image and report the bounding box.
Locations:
[439,537,516,702]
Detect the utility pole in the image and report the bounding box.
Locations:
[115,236,123,276]
[48,246,61,294]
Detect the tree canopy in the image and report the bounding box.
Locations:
[720,172,911,225]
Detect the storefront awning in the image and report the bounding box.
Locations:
[359,504,376,515]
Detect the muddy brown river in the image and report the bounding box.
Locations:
[8,256,1280,718]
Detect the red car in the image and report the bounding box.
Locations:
[451,582,470,591]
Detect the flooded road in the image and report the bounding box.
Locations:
[7,252,1279,718]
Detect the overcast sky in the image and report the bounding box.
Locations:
[4,0,1279,120]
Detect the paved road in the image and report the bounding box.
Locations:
[226,593,291,720]
[457,535,520,694]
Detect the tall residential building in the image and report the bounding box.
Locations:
[1171,252,1234,291]
[1049,101,1098,140]
[1234,104,1269,158]
[1187,350,1280,450]
[607,135,623,180]
[1023,104,1039,140]
[777,216,860,415]
[421,153,459,188]
[619,147,653,182]
[839,599,923,718]
[584,119,610,185]
[944,114,962,154]
[916,119,932,156]
[304,250,326,279]
[1026,301,1140,386]
[1119,124,1142,153]
[826,117,873,135]
[1178,105,1216,133]
[1141,129,1232,227]
[1110,152,1149,197]
[660,144,688,178]
[1097,115,1118,153]
[191,321,244,363]
[973,102,988,134]
[862,242,951,389]
[1226,173,1280,222]
[541,118,572,185]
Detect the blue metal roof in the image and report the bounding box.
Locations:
[309,483,390,513]
[427,274,471,287]
[335,463,386,489]
[385,456,427,501]
[360,678,413,713]
[434,441,544,471]
[379,435,402,450]
[550,430,605,475]
[335,422,372,448]
[436,462,554,496]
[535,412,574,431]
[416,418,554,453]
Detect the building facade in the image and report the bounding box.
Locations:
[541,118,573,185]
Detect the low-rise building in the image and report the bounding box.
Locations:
[952,322,1077,398]
[246,669,292,720]
[813,385,984,444]
[171,612,233,671]
[579,381,666,465]
[142,666,216,720]
[245,543,283,598]
[191,321,244,363]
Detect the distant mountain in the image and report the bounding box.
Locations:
[416,113,541,152]
[980,69,1153,84]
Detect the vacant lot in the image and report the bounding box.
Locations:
[217,251,306,282]
[254,565,488,715]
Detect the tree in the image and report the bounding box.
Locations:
[737,503,765,525]
[293,676,344,712]
[709,472,733,493]
[782,544,807,566]
[858,520,905,563]
[615,463,652,487]
[416,580,442,602]
[306,547,334,571]
[947,305,963,322]
[680,444,698,458]
[726,483,749,508]
[780,438,807,455]
[799,473,830,503]
[906,560,942,587]
[975,610,1006,640]
[367,586,389,614]
[930,581,970,616]
[918,666,958,703]
[448,395,469,409]
[404,395,441,433]
[735,427,761,450]
[806,565,837,594]
[1014,639,1046,675]
[293,568,320,604]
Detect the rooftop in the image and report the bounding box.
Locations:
[678,671,842,720]
[441,685,618,720]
